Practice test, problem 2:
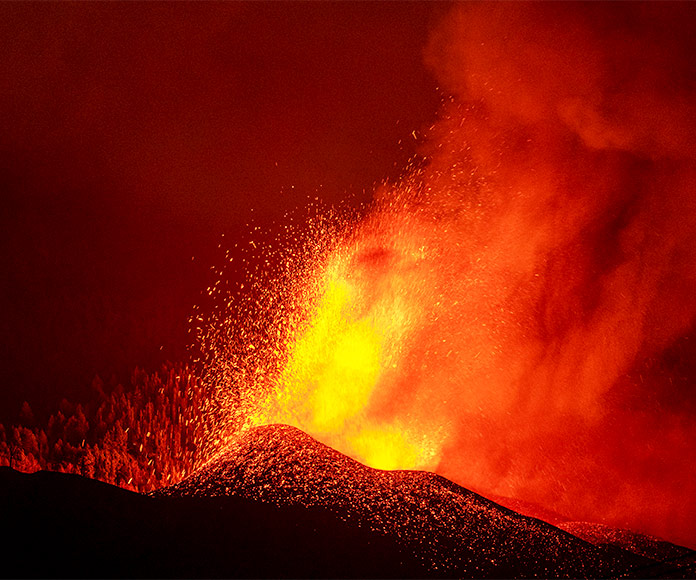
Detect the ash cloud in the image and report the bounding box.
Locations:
[370,2,696,547]
[232,2,696,548]
[426,2,696,160]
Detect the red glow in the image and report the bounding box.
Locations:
[5,2,694,554]
[191,3,696,550]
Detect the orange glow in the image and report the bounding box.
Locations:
[280,276,383,433]
[195,2,696,550]
[347,425,424,471]
[244,232,439,472]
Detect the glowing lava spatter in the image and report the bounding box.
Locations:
[238,193,445,472]
[195,131,696,548]
[194,2,696,550]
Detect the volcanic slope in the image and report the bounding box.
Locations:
[162,423,688,578]
[0,466,427,578]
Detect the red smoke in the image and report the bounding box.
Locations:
[419,2,696,546]
[204,2,696,549]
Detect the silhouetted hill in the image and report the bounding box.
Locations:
[161,424,694,578]
[0,466,426,578]
[557,521,696,577]
[3,424,695,578]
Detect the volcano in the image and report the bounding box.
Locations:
[3,423,695,577]
[158,423,695,578]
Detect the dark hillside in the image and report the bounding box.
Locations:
[3,424,695,578]
[162,424,688,578]
[0,466,426,578]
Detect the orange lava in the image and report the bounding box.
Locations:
[243,206,446,472]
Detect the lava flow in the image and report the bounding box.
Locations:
[194,3,696,550]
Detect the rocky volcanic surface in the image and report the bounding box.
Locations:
[3,423,694,578]
[160,423,695,578]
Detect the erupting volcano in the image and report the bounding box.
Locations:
[3,2,696,578]
[194,1,696,555]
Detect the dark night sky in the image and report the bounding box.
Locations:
[0,2,444,422]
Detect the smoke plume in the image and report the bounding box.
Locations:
[408,2,696,546]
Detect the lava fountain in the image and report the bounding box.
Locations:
[194,3,696,550]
